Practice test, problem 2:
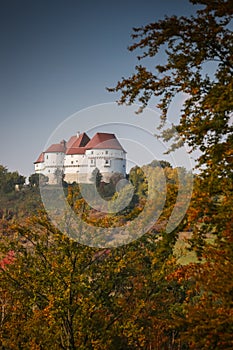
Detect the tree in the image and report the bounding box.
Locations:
[0,166,8,193]
[109,1,233,348]
[149,160,172,169]
[109,0,233,178]
[129,166,147,199]
[5,172,25,192]
[54,167,64,185]
[108,0,233,262]
[0,165,25,193]
[90,168,103,188]
[0,214,185,350]
[29,173,40,187]
[29,173,48,187]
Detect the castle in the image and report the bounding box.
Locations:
[34,132,126,184]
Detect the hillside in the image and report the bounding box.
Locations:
[0,186,43,221]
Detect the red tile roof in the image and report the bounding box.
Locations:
[45,141,66,153]
[85,133,125,151]
[34,132,125,163]
[66,135,77,149]
[34,152,44,164]
[66,132,90,155]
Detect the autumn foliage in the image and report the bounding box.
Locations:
[1,0,233,349]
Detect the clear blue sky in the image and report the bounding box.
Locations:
[0,0,199,178]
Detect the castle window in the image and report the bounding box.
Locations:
[104,159,111,167]
[71,161,74,164]
[90,159,96,166]
[105,150,108,155]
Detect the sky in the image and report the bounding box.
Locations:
[0,0,200,178]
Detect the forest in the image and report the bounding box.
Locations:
[0,156,232,349]
[1,0,233,349]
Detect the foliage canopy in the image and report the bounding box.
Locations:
[108,0,233,176]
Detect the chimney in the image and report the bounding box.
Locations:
[60,140,66,149]
[77,131,80,138]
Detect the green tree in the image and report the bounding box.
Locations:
[5,171,25,192]
[90,168,103,188]
[54,167,64,185]
[149,160,172,169]
[129,166,147,199]
[29,173,49,187]
[0,165,8,193]
[0,165,25,193]
[29,173,40,187]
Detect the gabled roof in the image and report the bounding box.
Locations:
[34,152,44,164]
[85,133,126,152]
[66,132,90,155]
[34,132,125,164]
[45,141,66,153]
[66,135,76,149]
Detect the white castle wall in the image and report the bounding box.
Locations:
[86,148,126,183]
[35,162,45,173]
[43,152,64,170]
[64,154,88,183]
[35,152,65,184]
